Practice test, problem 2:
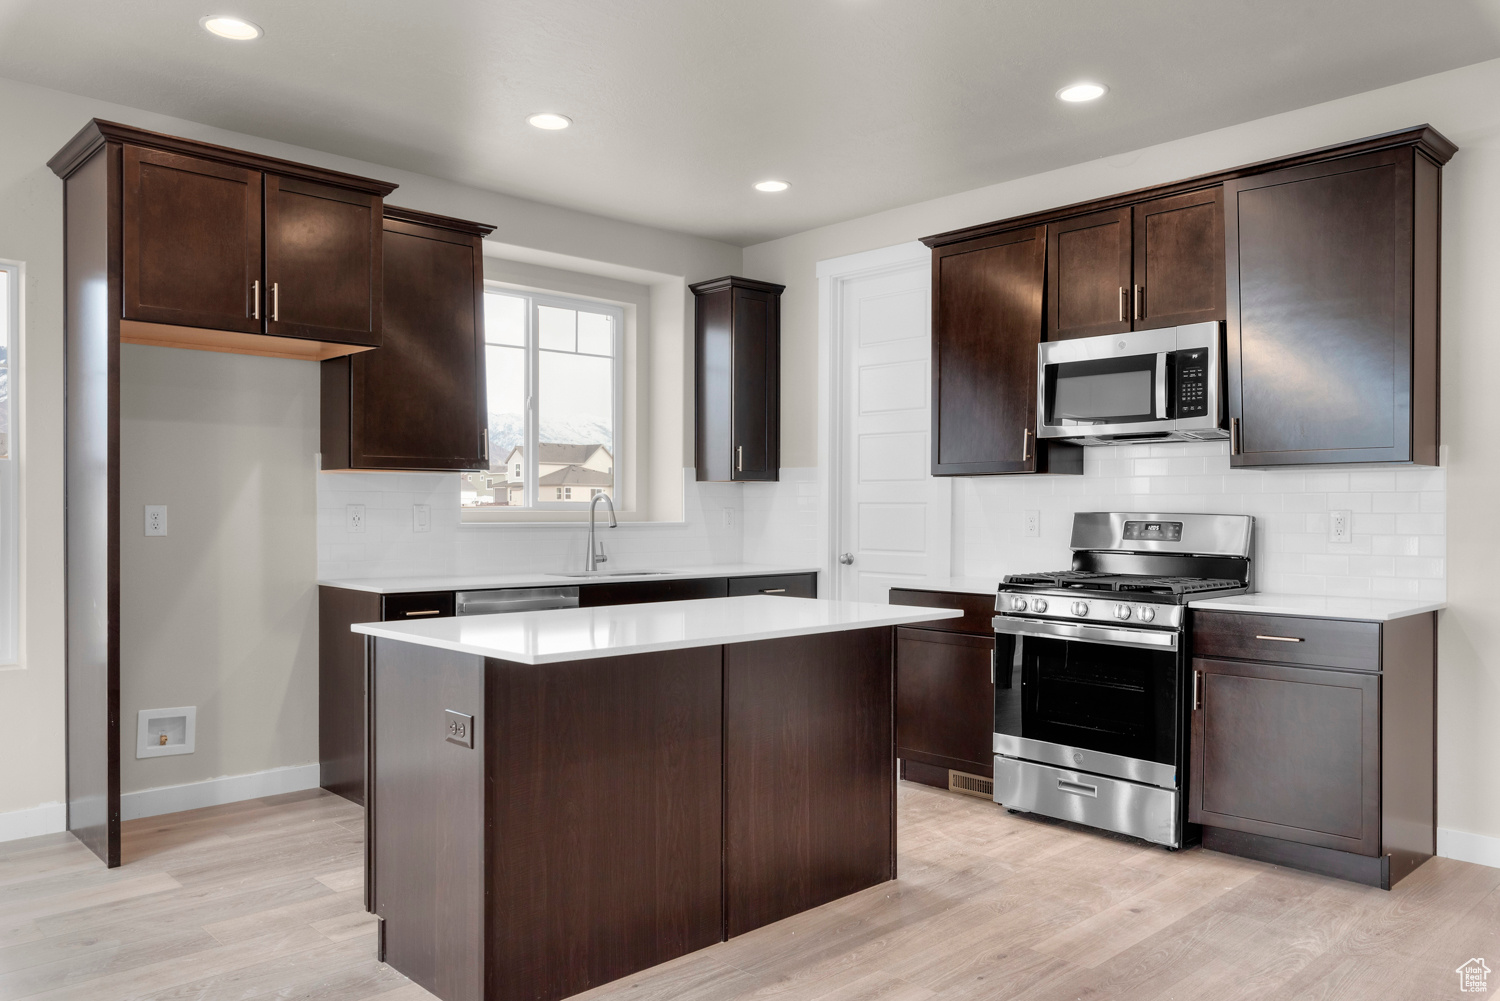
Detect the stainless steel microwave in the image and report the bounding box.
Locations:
[1036,322,1226,445]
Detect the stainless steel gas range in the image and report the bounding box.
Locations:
[991,512,1253,849]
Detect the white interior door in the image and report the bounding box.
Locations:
[836,259,950,601]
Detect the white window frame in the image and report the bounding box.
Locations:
[0,261,21,666]
[476,286,625,515]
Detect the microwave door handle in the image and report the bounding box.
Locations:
[1155,352,1170,419]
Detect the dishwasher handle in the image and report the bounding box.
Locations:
[455,587,581,615]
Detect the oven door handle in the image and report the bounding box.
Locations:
[991,616,1179,652]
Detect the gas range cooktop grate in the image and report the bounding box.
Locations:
[1000,571,1243,595]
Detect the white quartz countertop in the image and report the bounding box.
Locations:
[1189,593,1445,622]
[320,563,820,595]
[352,595,962,665]
[888,577,1000,597]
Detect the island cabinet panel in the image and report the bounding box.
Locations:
[121,145,263,334]
[724,627,895,937]
[484,647,724,1001]
[1047,208,1132,340]
[1225,146,1441,466]
[932,225,1080,475]
[371,639,486,1001]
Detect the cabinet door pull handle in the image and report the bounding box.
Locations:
[1133,284,1143,321]
[251,279,261,320]
[1118,286,1126,323]
[1230,417,1241,456]
[736,445,743,472]
[759,588,786,594]
[1022,427,1033,462]
[1192,669,1201,710]
[271,282,280,322]
[481,430,489,462]
[403,609,442,618]
[1255,634,1304,643]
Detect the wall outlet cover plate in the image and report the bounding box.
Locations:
[444,709,474,748]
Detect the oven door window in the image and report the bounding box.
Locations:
[994,634,1178,766]
[1043,354,1158,428]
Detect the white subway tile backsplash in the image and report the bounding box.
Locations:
[955,440,1444,602]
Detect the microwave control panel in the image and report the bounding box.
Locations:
[1172,349,1210,418]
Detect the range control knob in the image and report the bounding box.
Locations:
[1114,604,1132,620]
[1136,605,1156,623]
[1009,595,1029,612]
[1030,598,1049,613]
[1072,601,1090,617]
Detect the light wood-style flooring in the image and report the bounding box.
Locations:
[1,782,1496,1000]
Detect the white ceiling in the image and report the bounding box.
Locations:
[2,0,1497,245]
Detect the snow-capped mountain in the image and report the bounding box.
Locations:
[487,412,612,460]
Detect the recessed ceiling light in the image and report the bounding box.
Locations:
[1057,82,1107,103]
[200,15,262,40]
[527,113,572,131]
[753,180,790,193]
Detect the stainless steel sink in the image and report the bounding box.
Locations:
[546,570,674,578]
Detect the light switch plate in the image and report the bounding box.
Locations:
[145,505,167,537]
[444,709,474,748]
[412,504,431,533]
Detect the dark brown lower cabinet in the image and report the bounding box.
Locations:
[895,627,994,778]
[1189,610,1436,889]
[368,627,897,1001]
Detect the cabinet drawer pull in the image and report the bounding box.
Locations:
[1255,634,1304,643]
[1133,284,1143,321]
[251,279,260,320]
[1118,286,1127,322]
[1058,779,1098,798]
[759,588,786,594]
[403,609,442,618]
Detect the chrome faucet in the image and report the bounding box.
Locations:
[586,493,617,571]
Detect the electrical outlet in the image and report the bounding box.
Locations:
[346,504,365,534]
[723,507,735,529]
[1329,509,1353,544]
[412,504,431,533]
[144,505,167,537]
[1023,510,1041,538]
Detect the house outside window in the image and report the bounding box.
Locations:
[462,288,622,512]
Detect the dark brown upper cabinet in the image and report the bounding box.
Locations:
[1132,187,1224,329]
[265,176,384,347]
[1225,143,1447,467]
[54,120,397,364]
[322,207,495,471]
[1047,191,1223,340]
[1047,208,1132,340]
[931,227,1080,475]
[692,276,783,482]
[121,146,264,335]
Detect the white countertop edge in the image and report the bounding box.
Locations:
[320,564,822,595]
[1188,593,1446,622]
[351,595,963,664]
[888,577,1000,597]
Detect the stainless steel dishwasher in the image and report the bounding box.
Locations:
[454,586,581,616]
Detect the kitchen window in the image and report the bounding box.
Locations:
[0,263,19,665]
[465,288,623,512]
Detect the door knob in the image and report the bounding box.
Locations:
[839,553,854,565]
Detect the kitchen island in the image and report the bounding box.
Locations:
[352,595,962,1001]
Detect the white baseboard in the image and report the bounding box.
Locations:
[0,801,66,843]
[121,763,323,822]
[1439,827,1500,870]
